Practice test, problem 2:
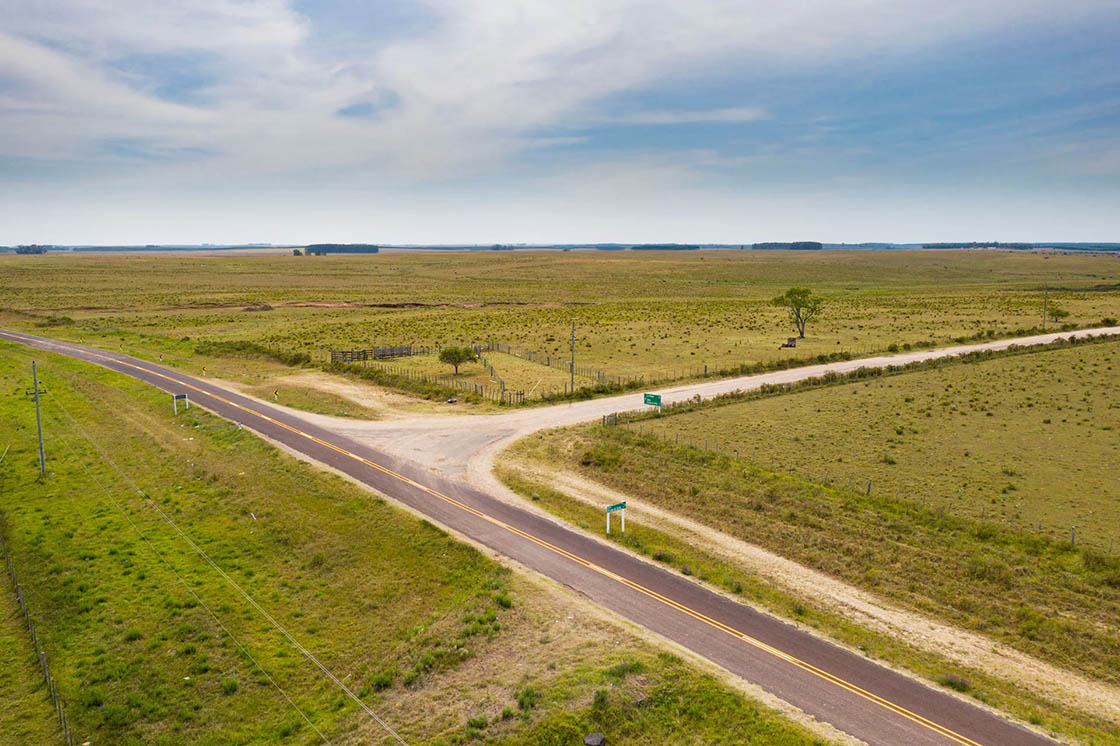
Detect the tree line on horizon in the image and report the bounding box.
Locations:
[752,242,823,250]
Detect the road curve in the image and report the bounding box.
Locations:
[1,328,1082,746]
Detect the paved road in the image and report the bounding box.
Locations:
[4,328,1103,746]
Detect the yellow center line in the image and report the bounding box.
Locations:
[4,331,986,746]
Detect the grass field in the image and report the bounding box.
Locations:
[242,380,385,419]
[1,250,1117,389]
[0,534,61,746]
[631,339,1120,547]
[505,340,1120,687]
[365,350,598,399]
[0,341,833,746]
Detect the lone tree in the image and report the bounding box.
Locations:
[439,346,477,374]
[772,287,824,338]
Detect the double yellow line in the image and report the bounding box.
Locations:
[4,331,987,746]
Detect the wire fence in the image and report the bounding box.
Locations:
[474,349,508,393]
[0,510,75,746]
[483,340,649,386]
[326,337,899,405]
[327,327,1083,406]
[329,345,432,363]
[603,416,1118,553]
[363,360,525,404]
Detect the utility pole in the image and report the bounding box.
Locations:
[1042,284,1048,331]
[32,361,45,477]
[569,319,575,392]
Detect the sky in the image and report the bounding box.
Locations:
[1,0,1119,245]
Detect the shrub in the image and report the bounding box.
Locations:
[495,591,513,608]
[194,340,310,366]
[517,685,540,711]
[221,678,239,695]
[370,669,394,690]
[123,628,143,642]
[579,444,621,469]
[37,314,75,327]
[605,661,645,679]
[1082,548,1120,573]
[103,703,129,726]
[83,687,105,709]
[467,716,488,729]
[937,673,971,692]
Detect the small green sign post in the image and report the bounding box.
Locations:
[643,392,662,413]
[606,501,626,533]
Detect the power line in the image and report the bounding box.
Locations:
[42,379,409,745]
[41,406,334,745]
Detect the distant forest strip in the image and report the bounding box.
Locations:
[304,244,380,254]
[752,242,823,250]
[924,242,1035,249]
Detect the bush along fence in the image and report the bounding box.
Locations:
[0,514,74,745]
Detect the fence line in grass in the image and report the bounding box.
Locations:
[330,329,1100,405]
[601,416,1117,553]
[473,349,509,394]
[0,512,75,746]
[330,345,432,363]
[329,339,899,403]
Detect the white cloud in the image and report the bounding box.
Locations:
[4,0,1116,177]
[600,107,768,125]
[0,0,1118,243]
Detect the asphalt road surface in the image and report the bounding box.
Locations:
[5,328,1105,746]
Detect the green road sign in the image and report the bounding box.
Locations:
[643,393,662,407]
[606,501,626,533]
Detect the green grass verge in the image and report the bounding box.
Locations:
[479,653,830,746]
[0,342,514,744]
[242,382,383,419]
